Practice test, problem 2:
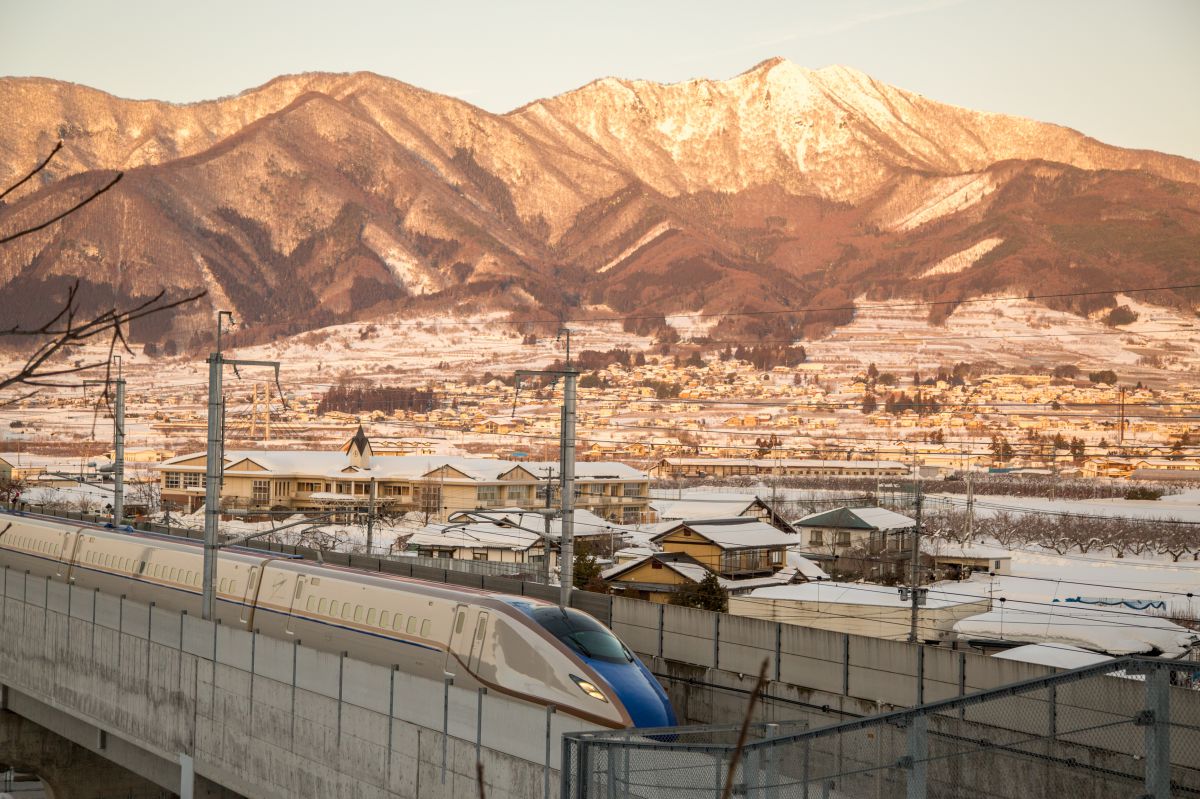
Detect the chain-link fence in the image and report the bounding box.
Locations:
[563,657,1200,799]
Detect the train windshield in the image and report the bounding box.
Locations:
[529,606,633,664]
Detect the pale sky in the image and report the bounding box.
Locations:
[2,0,1198,160]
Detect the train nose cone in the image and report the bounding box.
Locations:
[589,659,677,728]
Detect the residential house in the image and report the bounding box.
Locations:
[792,506,916,578]
[157,427,651,522]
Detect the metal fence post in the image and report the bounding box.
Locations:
[1144,665,1171,799]
[577,734,592,799]
[842,634,850,696]
[544,704,556,799]
[476,687,487,766]
[916,646,925,706]
[774,623,782,682]
[905,715,928,799]
[713,613,721,669]
[441,673,453,784]
[657,604,665,658]
[764,723,779,799]
[802,739,811,799]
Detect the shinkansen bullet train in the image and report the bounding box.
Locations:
[0,511,676,729]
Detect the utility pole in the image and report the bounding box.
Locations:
[516,364,578,606]
[203,311,282,621]
[907,479,924,644]
[560,370,577,607]
[366,477,376,555]
[112,362,125,525]
[84,357,125,525]
[1118,386,1126,448]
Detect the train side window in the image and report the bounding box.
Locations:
[170,567,178,581]
[341,604,352,621]
[367,608,377,626]
[306,596,316,611]
[406,617,416,634]
[393,615,404,632]
[319,598,329,615]
[354,605,364,623]
[219,578,228,593]
[380,611,391,628]
[329,601,339,617]
[420,619,431,637]
[455,612,465,634]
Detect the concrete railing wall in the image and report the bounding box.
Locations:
[610,596,1200,729]
[0,566,598,799]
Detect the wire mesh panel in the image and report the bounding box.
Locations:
[563,658,1200,799]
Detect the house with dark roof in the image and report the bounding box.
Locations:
[792,506,916,578]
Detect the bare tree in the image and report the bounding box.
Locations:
[0,140,206,404]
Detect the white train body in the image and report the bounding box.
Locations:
[0,512,676,729]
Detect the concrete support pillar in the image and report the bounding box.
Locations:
[0,711,171,799]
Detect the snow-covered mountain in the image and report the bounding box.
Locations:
[2,58,1197,347]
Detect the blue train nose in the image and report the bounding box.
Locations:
[588,657,678,728]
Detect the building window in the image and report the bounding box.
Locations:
[272,480,290,497]
[836,531,851,546]
[337,482,351,494]
[297,482,321,493]
[165,472,181,489]
[183,473,203,489]
[476,485,499,505]
[809,530,823,546]
[473,551,489,561]
[252,480,269,504]
[622,483,643,498]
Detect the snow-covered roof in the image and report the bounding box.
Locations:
[795,506,915,531]
[747,581,981,608]
[602,551,793,591]
[992,644,1113,669]
[653,518,795,549]
[953,605,1199,657]
[407,523,542,551]
[160,451,645,483]
[446,508,628,538]
[655,457,907,469]
[785,547,831,580]
[650,497,756,521]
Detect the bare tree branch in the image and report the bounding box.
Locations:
[0,278,206,398]
[0,140,62,201]
[0,171,123,245]
[720,658,769,799]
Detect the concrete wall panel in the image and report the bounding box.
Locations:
[342,659,392,714]
[3,568,24,599]
[611,596,659,657]
[848,637,916,707]
[46,579,69,614]
[253,632,295,684]
[295,645,341,699]
[778,626,844,695]
[215,624,253,671]
[119,598,149,637]
[923,646,962,702]
[149,606,181,647]
[68,584,93,620]
[181,614,215,658]
[392,671,443,730]
[718,615,777,675]
[94,591,121,630]
[22,576,45,607]
[661,604,715,667]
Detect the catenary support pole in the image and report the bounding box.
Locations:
[908,479,923,644]
[112,366,125,525]
[559,369,577,607]
[202,346,224,621]
[366,477,376,555]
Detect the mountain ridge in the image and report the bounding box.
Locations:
[1,59,1197,350]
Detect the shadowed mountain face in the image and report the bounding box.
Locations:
[1,59,1198,348]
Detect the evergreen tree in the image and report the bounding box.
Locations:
[670,572,728,612]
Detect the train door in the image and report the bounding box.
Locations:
[55,530,71,577]
[62,531,85,583]
[286,575,307,635]
[467,611,489,673]
[240,565,260,625]
[446,603,473,674]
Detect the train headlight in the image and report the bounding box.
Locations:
[570,674,609,703]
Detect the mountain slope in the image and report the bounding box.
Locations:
[1,59,1197,348]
